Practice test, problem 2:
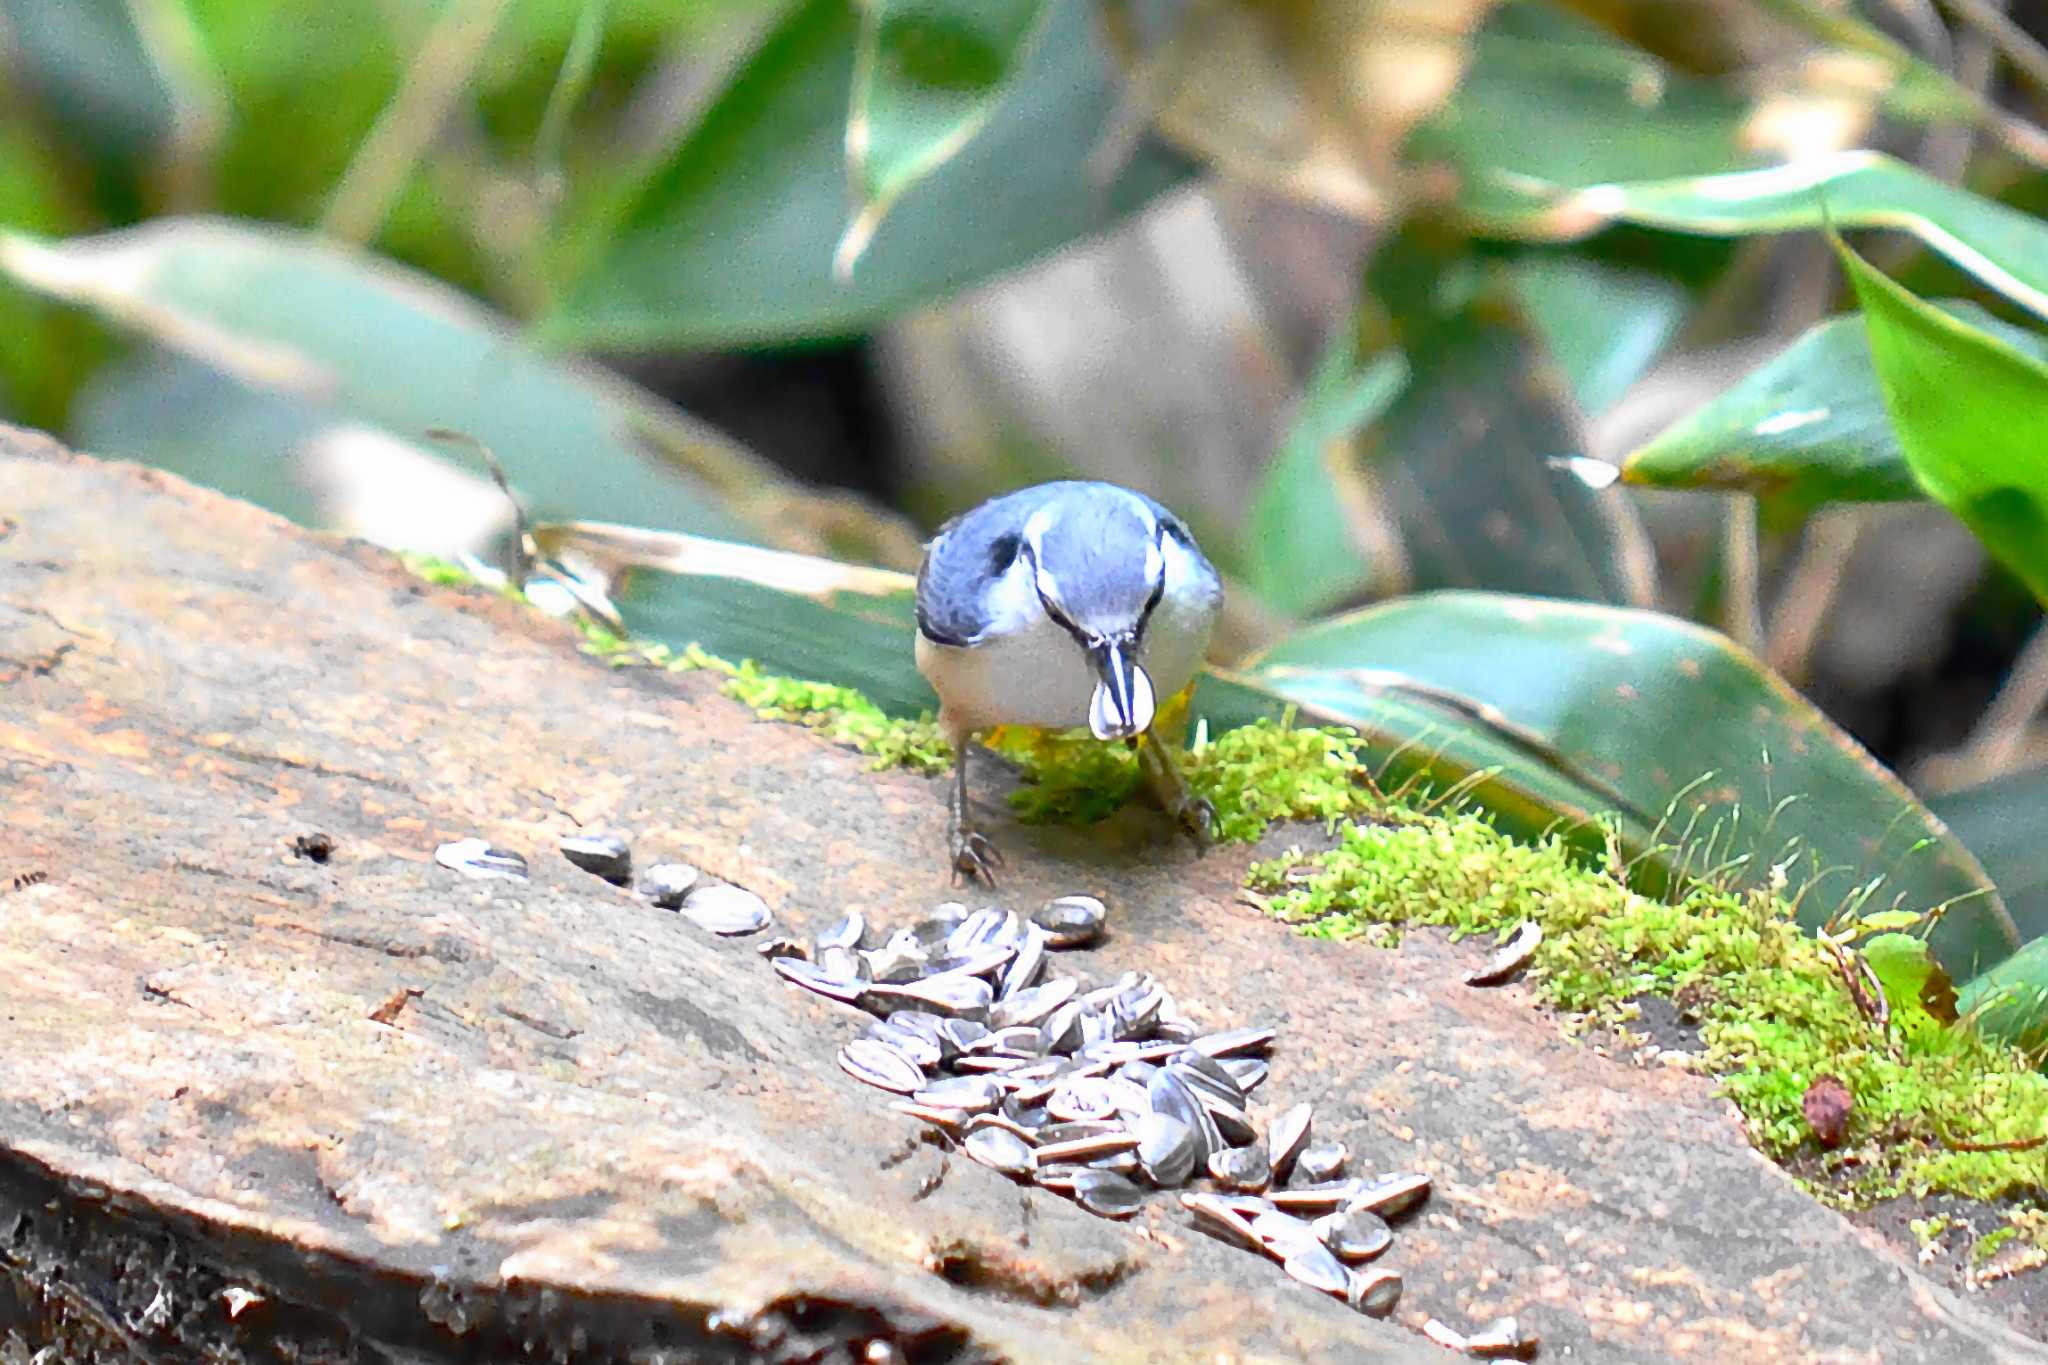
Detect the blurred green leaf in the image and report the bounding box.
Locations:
[1241,348,1409,618]
[1408,4,1752,232]
[1840,239,2048,607]
[1932,766,2048,950]
[544,0,1188,347]
[1937,763,2048,1073]
[1959,938,2048,1053]
[1746,0,1988,122]
[186,0,391,190]
[1,0,175,166]
[1558,0,1984,126]
[838,0,1050,274]
[1242,232,1667,620]
[1242,590,2018,978]
[0,117,104,428]
[1624,303,2048,506]
[0,217,873,549]
[185,0,585,302]
[1095,0,1500,219]
[1506,254,1687,416]
[70,351,329,527]
[1507,152,2048,324]
[1626,313,1918,505]
[1363,234,1641,605]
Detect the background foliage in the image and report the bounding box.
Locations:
[5,0,2048,1040]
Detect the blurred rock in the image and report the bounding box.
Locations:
[878,186,1309,538]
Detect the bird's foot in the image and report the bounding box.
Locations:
[1138,731,1213,856]
[950,826,1004,886]
[943,730,1002,885]
[1173,794,1215,856]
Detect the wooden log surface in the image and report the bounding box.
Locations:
[0,426,2041,1363]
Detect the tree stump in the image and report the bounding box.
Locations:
[0,427,2035,1362]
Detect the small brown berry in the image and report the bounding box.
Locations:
[1802,1074,1853,1148]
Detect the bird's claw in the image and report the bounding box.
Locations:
[950,829,1004,886]
[1177,795,1215,856]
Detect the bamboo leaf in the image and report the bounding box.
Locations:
[1839,238,2048,606]
[1506,254,1688,417]
[0,218,918,560]
[1504,152,2048,324]
[1359,236,1642,606]
[537,521,937,717]
[1408,5,1752,229]
[1959,939,2048,1053]
[547,0,1188,347]
[838,0,1051,275]
[0,0,177,165]
[1623,303,2048,505]
[1932,766,2048,949]
[1241,348,1409,618]
[1240,234,1667,620]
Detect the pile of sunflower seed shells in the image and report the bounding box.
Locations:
[768,895,1433,1324]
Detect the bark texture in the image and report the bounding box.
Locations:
[0,428,2040,1363]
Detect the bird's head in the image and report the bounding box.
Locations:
[1021,492,1169,741]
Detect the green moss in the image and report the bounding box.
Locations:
[1249,814,2048,1205]
[400,551,514,591]
[404,552,2048,1214]
[1189,720,1384,841]
[579,626,953,774]
[990,715,1380,838]
[1910,1215,1952,1250]
[715,660,952,773]
[1976,1226,2019,1262]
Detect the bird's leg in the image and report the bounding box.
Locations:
[1138,729,1213,854]
[945,723,1003,885]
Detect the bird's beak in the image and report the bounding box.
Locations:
[1087,638,1156,741]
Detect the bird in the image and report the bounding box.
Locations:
[913,480,1225,883]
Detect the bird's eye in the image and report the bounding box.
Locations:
[987,532,1022,576]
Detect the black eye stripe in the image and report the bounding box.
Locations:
[1044,597,1085,643]
[1139,533,1167,626]
[1022,540,1090,644]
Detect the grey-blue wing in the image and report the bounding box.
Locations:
[915,485,1061,645]
[914,541,988,647]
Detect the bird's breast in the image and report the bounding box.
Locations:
[917,594,1217,736]
[918,612,1100,732]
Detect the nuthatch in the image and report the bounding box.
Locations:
[914,480,1224,882]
